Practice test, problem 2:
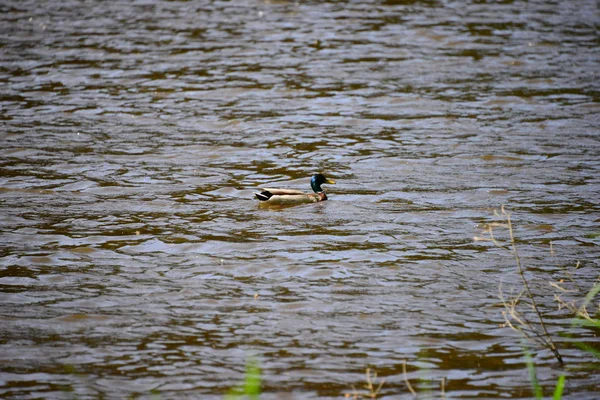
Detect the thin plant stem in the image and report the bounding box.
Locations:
[441,377,446,399]
[503,206,563,364]
[402,360,417,397]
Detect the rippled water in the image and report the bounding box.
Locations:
[1,0,599,398]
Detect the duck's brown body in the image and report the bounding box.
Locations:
[255,188,327,205]
[254,174,334,206]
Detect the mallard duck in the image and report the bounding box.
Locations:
[255,174,336,205]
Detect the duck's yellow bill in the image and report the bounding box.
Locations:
[326,178,336,184]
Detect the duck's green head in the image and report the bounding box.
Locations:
[310,174,336,193]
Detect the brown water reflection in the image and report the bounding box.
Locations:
[1,0,599,398]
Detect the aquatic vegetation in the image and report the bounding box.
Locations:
[344,367,385,399]
[551,277,600,359]
[477,206,599,364]
[525,351,565,400]
[224,217,596,399]
[344,362,448,399]
[224,358,261,400]
[476,206,599,398]
[475,205,563,363]
[553,264,600,328]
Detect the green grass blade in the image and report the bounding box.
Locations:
[525,351,544,399]
[572,318,600,329]
[553,375,565,400]
[225,358,261,400]
[582,284,600,308]
[244,358,261,399]
[571,341,600,359]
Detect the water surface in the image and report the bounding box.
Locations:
[1,0,599,398]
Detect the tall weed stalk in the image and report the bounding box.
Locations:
[475,206,563,364]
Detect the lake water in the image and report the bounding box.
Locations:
[1,0,599,398]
